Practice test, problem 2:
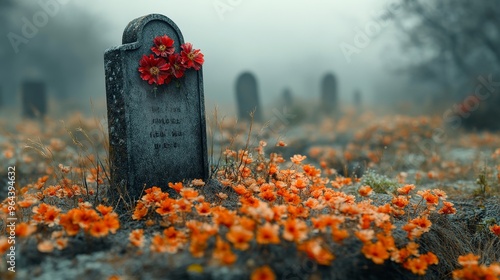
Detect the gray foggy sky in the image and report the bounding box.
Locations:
[79,0,398,115]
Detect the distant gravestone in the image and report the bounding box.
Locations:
[22,81,47,119]
[104,14,209,201]
[236,72,262,122]
[353,90,361,106]
[320,73,338,114]
[282,88,293,108]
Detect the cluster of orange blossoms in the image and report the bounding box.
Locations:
[127,144,461,277]
[452,254,500,280]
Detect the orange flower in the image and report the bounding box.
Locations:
[180,188,199,200]
[213,237,237,265]
[299,238,335,265]
[362,241,389,264]
[37,240,54,253]
[4,149,14,159]
[129,229,144,248]
[142,186,168,204]
[195,202,212,216]
[438,201,456,215]
[332,228,349,243]
[417,190,439,205]
[458,253,480,266]
[259,190,277,202]
[303,164,321,177]
[397,184,416,195]
[0,237,9,255]
[360,214,375,229]
[59,209,81,236]
[191,179,205,187]
[168,182,184,193]
[217,192,228,200]
[256,222,280,245]
[403,216,432,239]
[358,185,373,197]
[290,154,307,164]
[150,234,169,253]
[132,201,148,220]
[291,178,308,189]
[55,237,68,250]
[422,252,439,265]
[213,208,236,228]
[431,188,447,199]
[251,265,276,280]
[404,256,428,275]
[15,222,37,238]
[103,213,120,234]
[176,198,193,213]
[377,204,392,214]
[282,218,308,243]
[74,208,100,230]
[376,233,396,251]
[155,198,176,216]
[490,224,500,236]
[90,220,109,238]
[392,196,409,208]
[355,229,374,243]
[96,204,113,216]
[232,184,249,196]
[226,225,253,250]
[33,203,61,226]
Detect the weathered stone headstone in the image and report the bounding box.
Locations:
[320,73,338,114]
[104,14,209,201]
[282,88,293,108]
[21,81,47,118]
[236,72,263,122]
[353,89,361,106]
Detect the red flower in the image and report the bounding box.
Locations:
[180,43,204,70]
[168,53,185,79]
[138,54,170,85]
[151,35,175,57]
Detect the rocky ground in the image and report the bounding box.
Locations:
[1,112,499,280]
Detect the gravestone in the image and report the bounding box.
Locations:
[21,81,47,119]
[235,72,263,122]
[104,14,209,201]
[320,73,338,114]
[282,88,293,108]
[353,89,361,106]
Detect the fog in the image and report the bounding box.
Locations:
[2,0,499,129]
[87,0,396,114]
[2,0,398,116]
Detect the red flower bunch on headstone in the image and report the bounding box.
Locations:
[138,35,204,86]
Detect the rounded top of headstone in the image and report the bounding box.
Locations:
[322,73,336,83]
[237,71,257,82]
[122,14,184,45]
